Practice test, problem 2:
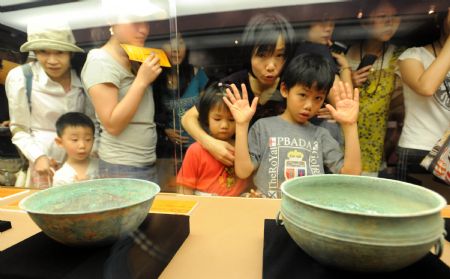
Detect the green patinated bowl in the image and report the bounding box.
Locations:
[19,178,160,246]
[280,175,447,272]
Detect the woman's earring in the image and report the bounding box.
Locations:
[109,27,114,36]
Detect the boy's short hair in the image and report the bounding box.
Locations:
[242,12,295,75]
[282,53,335,94]
[56,112,95,137]
[198,82,229,132]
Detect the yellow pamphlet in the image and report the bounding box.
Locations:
[121,44,171,67]
[150,198,198,215]
[0,188,27,198]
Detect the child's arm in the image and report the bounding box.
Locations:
[223,84,259,179]
[325,82,362,175]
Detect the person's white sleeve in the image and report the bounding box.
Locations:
[5,67,46,163]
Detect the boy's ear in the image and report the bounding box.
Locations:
[280,82,288,98]
[55,136,63,147]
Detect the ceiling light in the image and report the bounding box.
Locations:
[357,9,363,19]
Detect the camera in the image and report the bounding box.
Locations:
[330,41,349,54]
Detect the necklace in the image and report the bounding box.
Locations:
[431,41,450,99]
[360,41,385,95]
[222,166,236,189]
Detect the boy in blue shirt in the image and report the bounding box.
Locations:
[224,53,361,198]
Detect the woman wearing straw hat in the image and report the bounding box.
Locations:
[5,23,87,188]
[81,13,162,182]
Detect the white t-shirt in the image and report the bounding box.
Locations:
[397,47,450,150]
[53,157,99,187]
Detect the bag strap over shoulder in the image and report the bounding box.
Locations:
[20,63,33,112]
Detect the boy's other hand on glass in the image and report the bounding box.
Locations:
[325,82,359,126]
[352,65,372,87]
[223,83,258,125]
[165,128,189,144]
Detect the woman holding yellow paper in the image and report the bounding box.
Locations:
[81,19,162,182]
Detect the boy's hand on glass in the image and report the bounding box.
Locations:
[223,83,258,125]
[325,82,359,126]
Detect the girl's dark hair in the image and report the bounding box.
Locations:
[282,53,335,94]
[241,12,295,76]
[56,112,95,137]
[198,82,229,132]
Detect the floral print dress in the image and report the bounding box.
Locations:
[347,45,404,173]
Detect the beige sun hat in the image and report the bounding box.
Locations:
[20,23,84,53]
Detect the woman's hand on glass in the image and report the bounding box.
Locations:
[33,155,55,186]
